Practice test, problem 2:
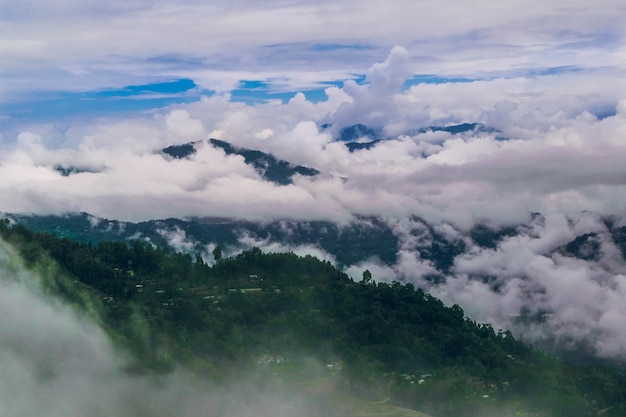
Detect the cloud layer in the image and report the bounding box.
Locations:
[2,0,625,103]
[344,212,626,361]
[3,3,626,365]
[2,47,626,227]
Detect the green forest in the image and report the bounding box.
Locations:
[1,219,626,417]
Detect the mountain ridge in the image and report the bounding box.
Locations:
[2,219,626,416]
[7,210,626,368]
[162,138,319,185]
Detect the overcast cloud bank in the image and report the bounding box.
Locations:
[3,46,626,227]
[2,0,625,102]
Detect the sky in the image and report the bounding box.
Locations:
[3,1,626,361]
[2,0,626,224]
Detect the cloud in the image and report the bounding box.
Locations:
[333,210,626,361]
[3,48,626,226]
[329,45,413,130]
[4,41,626,362]
[165,109,205,139]
[2,0,624,107]
[395,213,626,360]
[0,238,140,416]
[236,231,338,265]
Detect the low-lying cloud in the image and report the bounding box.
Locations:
[147,207,626,362]
[346,212,626,361]
[0,238,337,416]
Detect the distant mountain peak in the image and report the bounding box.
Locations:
[161,139,319,185]
[336,122,505,152]
[161,142,199,159]
[54,165,99,176]
[338,124,382,142]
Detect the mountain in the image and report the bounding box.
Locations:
[7,213,399,267]
[162,141,197,158]
[162,139,319,185]
[2,220,626,417]
[338,124,382,142]
[53,165,98,176]
[6,212,515,275]
[7,210,626,368]
[418,122,486,135]
[9,211,626,286]
[344,140,382,152]
[19,211,626,270]
[337,123,504,153]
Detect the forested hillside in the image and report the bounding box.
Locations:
[1,220,626,417]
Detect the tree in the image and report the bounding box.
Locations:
[362,269,373,284]
[212,246,223,263]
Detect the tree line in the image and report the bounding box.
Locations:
[2,219,626,417]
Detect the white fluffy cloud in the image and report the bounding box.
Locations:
[376,212,626,360]
[3,47,626,227]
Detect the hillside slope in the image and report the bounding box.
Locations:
[1,220,626,416]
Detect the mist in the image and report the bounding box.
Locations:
[144,207,626,362]
[344,212,626,362]
[0,238,338,417]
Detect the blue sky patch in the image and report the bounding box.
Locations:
[1,79,211,121]
[122,78,198,94]
[230,87,330,104]
[309,43,374,52]
[402,74,475,89]
[525,66,583,77]
[230,75,371,105]
[237,80,271,90]
[3,66,588,123]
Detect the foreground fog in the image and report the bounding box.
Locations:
[0,239,324,417]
